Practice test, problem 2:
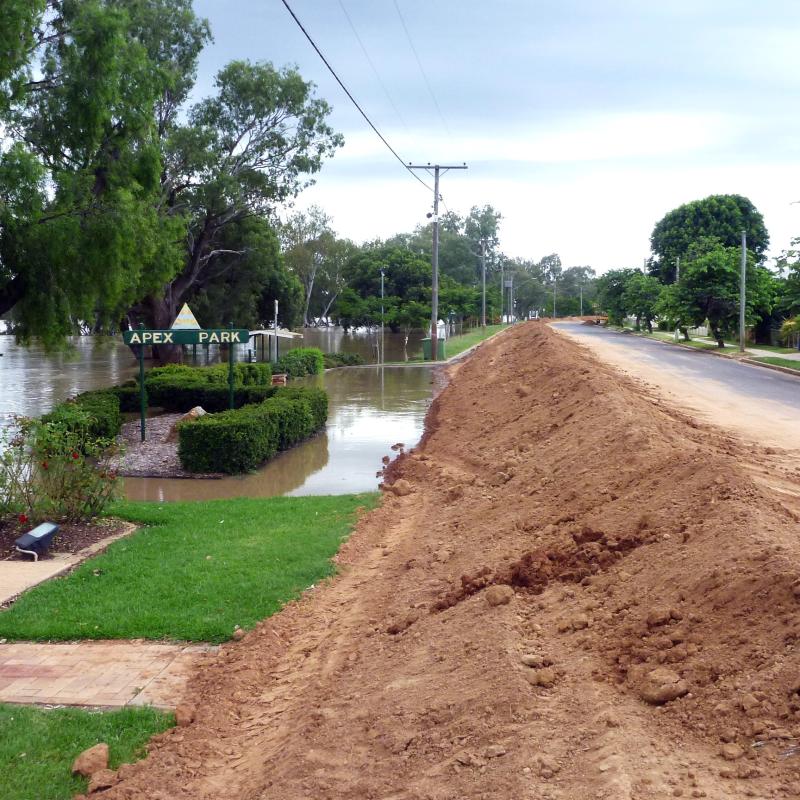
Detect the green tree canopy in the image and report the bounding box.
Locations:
[595,268,641,325]
[663,244,775,346]
[650,194,769,283]
[621,272,662,332]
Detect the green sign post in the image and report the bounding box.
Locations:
[123,324,249,442]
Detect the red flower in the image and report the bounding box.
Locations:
[71,451,79,460]
[41,461,49,470]
[18,513,28,525]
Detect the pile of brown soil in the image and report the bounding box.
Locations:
[0,518,129,560]
[97,322,800,800]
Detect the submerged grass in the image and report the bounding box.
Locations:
[0,703,172,800]
[0,494,377,643]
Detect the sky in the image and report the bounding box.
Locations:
[192,0,800,273]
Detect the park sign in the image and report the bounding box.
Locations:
[123,328,250,346]
[122,315,250,443]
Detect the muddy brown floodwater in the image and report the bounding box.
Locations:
[0,336,136,430]
[122,365,434,502]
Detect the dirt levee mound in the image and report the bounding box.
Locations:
[102,322,800,799]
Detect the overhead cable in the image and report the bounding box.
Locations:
[392,0,452,140]
[279,0,433,193]
[337,0,409,132]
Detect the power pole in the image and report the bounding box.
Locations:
[408,163,467,360]
[553,279,557,319]
[675,256,680,283]
[739,230,747,352]
[480,238,487,329]
[380,267,385,364]
[580,283,583,316]
[500,259,504,323]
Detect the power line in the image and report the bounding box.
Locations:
[392,0,451,140]
[279,0,432,193]
[337,0,408,132]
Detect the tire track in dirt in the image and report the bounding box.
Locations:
[96,322,800,800]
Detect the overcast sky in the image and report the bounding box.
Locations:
[192,0,800,273]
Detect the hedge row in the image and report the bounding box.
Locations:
[323,351,365,368]
[112,363,274,414]
[147,363,271,386]
[275,347,324,378]
[146,380,276,413]
[42,390,123,441]
[177,386,328,474]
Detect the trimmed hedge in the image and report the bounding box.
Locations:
[177,386,328,474]
[274,386,328,430]
[147,363,271,386]
[142,363,274,413]
[42,390,122,441]
[323,351,365,368]
[275,347,324,378]
[112,381,145,412]
[145,380,275,413]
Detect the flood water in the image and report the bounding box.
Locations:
[300,327,425,363]
[123,366,434,501]
[0,336,137,431]
[0,332,436,500]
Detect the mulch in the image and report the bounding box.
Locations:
[0,517,130,561]
[113,414,222,478]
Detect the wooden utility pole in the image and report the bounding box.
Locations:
[407,163,467,360]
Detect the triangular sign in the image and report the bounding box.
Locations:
[171,303,201,330]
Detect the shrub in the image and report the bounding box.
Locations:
[42,390,122,442]
[323,351,365,368]
[145,379,275,413]
[274,386,328,430]
[142,363,273,412]
[177,387,327,474]
[147,363,271,386]
[275,347,324,378]
[1,418,120,523]
[112,381,145,412]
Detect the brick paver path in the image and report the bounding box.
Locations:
[0,641,215,708]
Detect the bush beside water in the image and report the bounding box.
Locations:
[177,386,328,474]
[275,347,324,378]
[323,351,365,369]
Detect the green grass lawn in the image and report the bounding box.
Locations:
[0,494,377,643]
[444,324,508,359]
[0,704,172,800]
[744,343,798,354]
[641,331,719,350]
[751,357,800,372]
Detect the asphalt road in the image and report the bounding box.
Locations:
[554,322,800,414]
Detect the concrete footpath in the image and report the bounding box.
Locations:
[0,640,215,708]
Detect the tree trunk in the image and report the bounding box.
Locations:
[0,275,23,317]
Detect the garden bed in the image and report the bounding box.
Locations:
[113,414,223,479]
[0,518,130,561]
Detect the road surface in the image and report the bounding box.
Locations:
[554,322,800,451]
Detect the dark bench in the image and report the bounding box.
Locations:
[15,522,60,561]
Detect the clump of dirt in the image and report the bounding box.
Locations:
[433,524,651,610]
[99,322,800,800]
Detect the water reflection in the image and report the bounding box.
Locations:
[300,328,425,364]
[123,365,433,502]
